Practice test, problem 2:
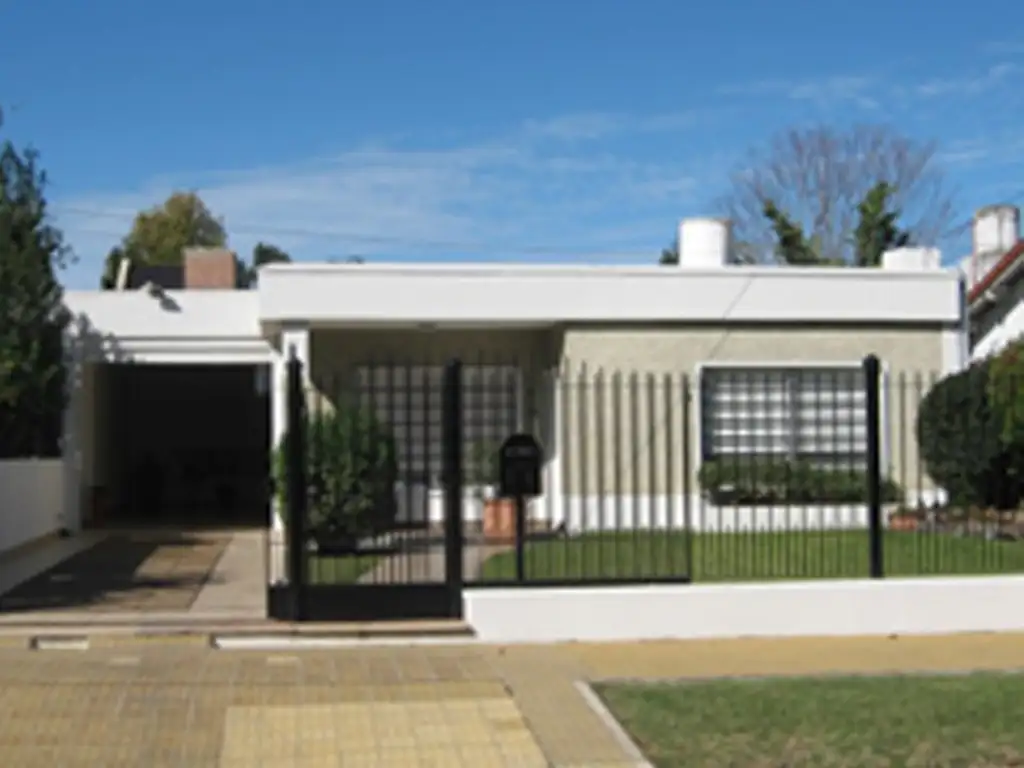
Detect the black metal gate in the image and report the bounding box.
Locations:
[268,352,464,622]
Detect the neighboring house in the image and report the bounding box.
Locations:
[60,218,966,534]
[964,204,1024,360]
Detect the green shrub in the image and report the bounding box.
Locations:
[697,457,902,505]
[988,337,1024,493]
[916,358,1020,508]
[274,405,399,542]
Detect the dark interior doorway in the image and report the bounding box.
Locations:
[101,363,271,528]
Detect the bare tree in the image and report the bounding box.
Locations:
[714,124,958,265]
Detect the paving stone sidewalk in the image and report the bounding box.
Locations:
[1,632,1023,767]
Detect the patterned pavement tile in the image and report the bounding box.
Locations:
[1,632,1023,766]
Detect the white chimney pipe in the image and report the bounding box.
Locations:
[677,218,731,267]
[115,257,132,290]
[971,204,1020,286]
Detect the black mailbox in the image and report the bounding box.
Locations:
[498,433,544,498]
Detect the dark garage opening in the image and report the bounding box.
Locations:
[100,363,271,528]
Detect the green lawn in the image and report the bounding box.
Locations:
[596,673,1024,767]
[307,554,381,584]
[478,530,1024,582]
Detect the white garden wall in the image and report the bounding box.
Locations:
[0,459,65,555]
[465,575,1024,643]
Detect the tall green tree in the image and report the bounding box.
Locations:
[715,124,955,264]
[762,201,823,266]
[100,191,226,288]
[761,182,912,267]
[0,112,70,457]
[238,241,291,288]
[852,181,912,267]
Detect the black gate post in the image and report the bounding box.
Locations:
[863,354,884,579]
[442,359,464,617]
[285,347,308,619]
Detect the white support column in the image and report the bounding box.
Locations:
[270,325,310,533]
[548,365,564,529]
[61,334,83,534]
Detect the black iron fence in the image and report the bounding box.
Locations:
[271,351,1024,615]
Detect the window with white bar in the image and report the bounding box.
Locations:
[699,365,869,467]
[356,365,521,484]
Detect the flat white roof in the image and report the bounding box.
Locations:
[62,263,964,357]
[258,262,962,325]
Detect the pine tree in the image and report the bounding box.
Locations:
[0,115,70,457]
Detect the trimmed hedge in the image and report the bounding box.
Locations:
[916,357,1021,509]
[274,405,399,543]
[988,337,1024,473]
[698,457,902,505]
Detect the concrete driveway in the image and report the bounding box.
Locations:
[0,530,267,620]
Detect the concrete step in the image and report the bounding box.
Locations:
[8,618,475,650]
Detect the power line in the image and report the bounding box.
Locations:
[51,205,658,258]
[940,187,1024,240]
[58,188,1024,261]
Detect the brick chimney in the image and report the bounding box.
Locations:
[184,247,238,289]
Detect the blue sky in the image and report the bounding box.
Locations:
[3,0,1024,288]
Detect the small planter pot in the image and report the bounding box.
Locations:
[483,498,518,542]
[888,512,920,532]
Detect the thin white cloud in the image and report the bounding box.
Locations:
[521,110,702,141]
[938,133,1024,169]
[721,62,1021,112]
[982,41,1024,55]
[719,76,878,109]
[52,50,1023,290]
[915,63,1018,97]
[52,113,706,287]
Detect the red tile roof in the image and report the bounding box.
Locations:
[967,240,1024,303]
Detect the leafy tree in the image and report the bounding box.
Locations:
[715,125,955,265]
[238,241,291,288]
[763,201,825,265]
[125,191,226,263]
[0,112,70,457]
[99,191,226,288]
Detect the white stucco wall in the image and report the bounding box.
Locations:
[971,276,1024,359]
[465,576,1024,643]
[0,459,64,555]
[63,289,273,363]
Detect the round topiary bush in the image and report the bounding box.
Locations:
[916,358,1017,508]
[274,404,399,544]
[988,337,1024,506]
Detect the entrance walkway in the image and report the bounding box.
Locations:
[0,633,1023,766]
[0,530,267,621]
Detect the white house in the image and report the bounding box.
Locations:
[963,204,1024,360]
[58,217,967,537]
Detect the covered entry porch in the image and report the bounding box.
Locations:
[264,324,562,620]
[268,325,563,535]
